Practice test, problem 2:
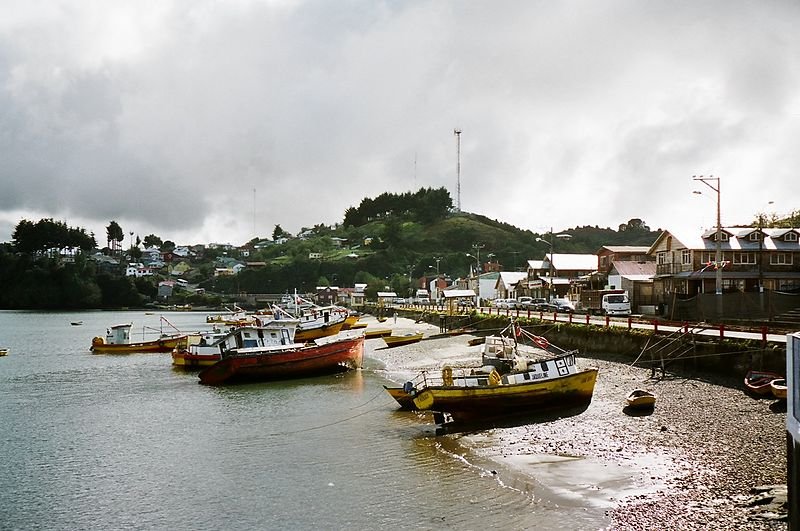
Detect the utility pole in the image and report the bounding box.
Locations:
[694,175,723,321]
[454,129,462,212]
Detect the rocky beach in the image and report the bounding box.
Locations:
[366,315,789,530]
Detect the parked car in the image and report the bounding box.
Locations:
[518,297,547,310]
[457,299,475,308]
[493,298,517,309]
[542,298,576,313]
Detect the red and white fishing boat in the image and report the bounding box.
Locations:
[197,320,364,385]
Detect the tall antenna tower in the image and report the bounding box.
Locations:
[454,128,462,212]
[253,188,257,238]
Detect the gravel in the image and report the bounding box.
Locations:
[366,315,789,530]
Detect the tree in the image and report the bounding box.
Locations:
[143,234,163,248]
[273,225,289,240]
[13,218,95,255]
[106,221,124,254]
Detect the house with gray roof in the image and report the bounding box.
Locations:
[647,226,800,321]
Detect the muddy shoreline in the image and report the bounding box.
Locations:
[365,315,789,530]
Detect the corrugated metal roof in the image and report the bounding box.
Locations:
[611,261,656,276]
[549,253,598,270]
[497,272,527,289]
[443,289,476,298]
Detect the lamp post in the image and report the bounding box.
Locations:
[432,256,443,276]
[693,176,722,295]
[536,228,572,300]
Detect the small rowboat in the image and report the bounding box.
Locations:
[744,370,783,396]
[364,328,392,339]
[0,347,8,356]
[626,389,656,409]
[382,333,424,348]
[770,378,787,399]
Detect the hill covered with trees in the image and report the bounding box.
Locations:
[2,188,663,309]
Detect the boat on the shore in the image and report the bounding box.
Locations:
[386,321,597,423]
[273,303,349,343]
[626,389,657,409]
[197,324,364,386]
[405,361,597,423]
[171,329,234,369]
[382,333,424,348]
[90,321,188,354]
[364,328,392,339]
[744,369,783,396]
[340,313,362,330]
[384,382,417,410]
[770,378,787,399]
[206,306,254,326]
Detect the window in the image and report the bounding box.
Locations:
[682,250,691,265]
[785,232,798,242]
[770,253,793,265]
[714,232,729,242]
[656,252,667,265]
[749,232,761,241]
[733,252,756,264]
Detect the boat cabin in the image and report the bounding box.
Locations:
[217,320,300,354]
[106,323,133,345]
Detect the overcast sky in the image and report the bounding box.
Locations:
[1,1,799,248]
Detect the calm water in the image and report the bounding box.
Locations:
[0,310,605,530]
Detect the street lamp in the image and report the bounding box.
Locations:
[432,256,443,275]
[536,228,572,300]
[693,175,722,295]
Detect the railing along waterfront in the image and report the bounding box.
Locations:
[476,306,786,345]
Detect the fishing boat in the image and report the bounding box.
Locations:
[384,382,418,410]
[382,333,424,348]
[770,378,788,399]
[198,328,364,386]
[386,321,597,423]
[744,369,783,396]
[402,361,597,423]
[0,347,8,356]
[626,389,657,409]
[273,301,349,342]
[340,313,362,330]
[90,319,188,354]
[171,329,237,369]
[479,322,572,374]
[199,318,364,385]
[206,306,254,326]
[364,328,392,339]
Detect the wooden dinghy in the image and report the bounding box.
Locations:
[364,328,392,339]
[382,333,424,348]
[626,389,656,409]
[744,370,783,396]
[770,378,787,400]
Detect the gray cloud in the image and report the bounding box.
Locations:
[1,0,799,245]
